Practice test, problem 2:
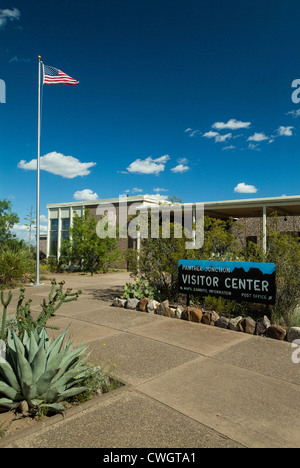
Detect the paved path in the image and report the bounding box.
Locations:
[1,272,299,448]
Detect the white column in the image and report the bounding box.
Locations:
[57,207,62,258]
[70,207,73,242]
[46,208,51,258]
[263,205,267,254]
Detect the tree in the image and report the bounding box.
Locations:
[126,218,194,301]
[0,199,19,245]
[126,216,245,301]
[24,206,36,251]
[61,208,120,275]
[199,216,241,260]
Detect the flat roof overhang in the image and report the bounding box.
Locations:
[46,195,163,210]
[202,195,300,219]
[47,195,300,219]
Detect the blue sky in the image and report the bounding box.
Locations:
[1,0,300,240]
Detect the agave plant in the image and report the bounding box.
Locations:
[0,327,91,413]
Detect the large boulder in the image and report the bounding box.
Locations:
[238,316,256,335]
[138,298,150,312]
[202,311,220,326]
[287,327,300,343]
[125,298,140,310]
[155,300,168,316]
[156,300,173,317]
[228,316,243,331]
[175,306,185,319]
[215,316,230,329]
[147,300,160,315]
[112,297,127,308]
[265,325,287,341]
[256,316,271,336]
[181,306,203,323]
[168,307,177,318]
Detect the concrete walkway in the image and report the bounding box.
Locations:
[1,272,299,448]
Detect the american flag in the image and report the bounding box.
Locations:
[43,65,79,85]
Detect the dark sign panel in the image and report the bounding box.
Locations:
[178,260,276,305]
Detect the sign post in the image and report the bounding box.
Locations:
[178,260,276,305]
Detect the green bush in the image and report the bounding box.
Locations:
[126,223,187,301]
[127,216,240,302]
[265,227,300,326]
[123,279,157,300]
[0,245,34,287]
[289,308,300,328]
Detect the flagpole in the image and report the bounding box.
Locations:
[35,55,42,286]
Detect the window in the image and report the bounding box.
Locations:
[61,218,70,241]
[49,219,58,256]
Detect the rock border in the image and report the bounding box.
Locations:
[112,297,300,343]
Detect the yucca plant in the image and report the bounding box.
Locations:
[0,327,91,414]
[0,245,34,287]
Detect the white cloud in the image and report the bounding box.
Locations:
[12,223,47,242]
[215,133,232,143]
[73,189,99,201]
[203,131,232,143]
[177,157,188,165]
[152,155,170,164]
[40,214,48,223]
[126,155,170,175]
[247,132,269,142]
[171,164,189,173]
[212,119,251,130]
[153,187,169,192]
[0,8,20,29]
[132,187,143,193]
[9,55,30,64]
[248,143,261,151]
[234,183,258,194]
[143,193,169,201]
[276,126,294,136]
[18,152,96,179]
[184,128,201,137]
[203,131,219,139]
[222,145,236,151]
[286,110,300,118]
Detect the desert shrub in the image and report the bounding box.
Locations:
[127,217,240,302]
[289,308,300,328]
[199,216,241,260]
[127,221,189,301]
[264,227,300,326]
[0,245,34,287]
